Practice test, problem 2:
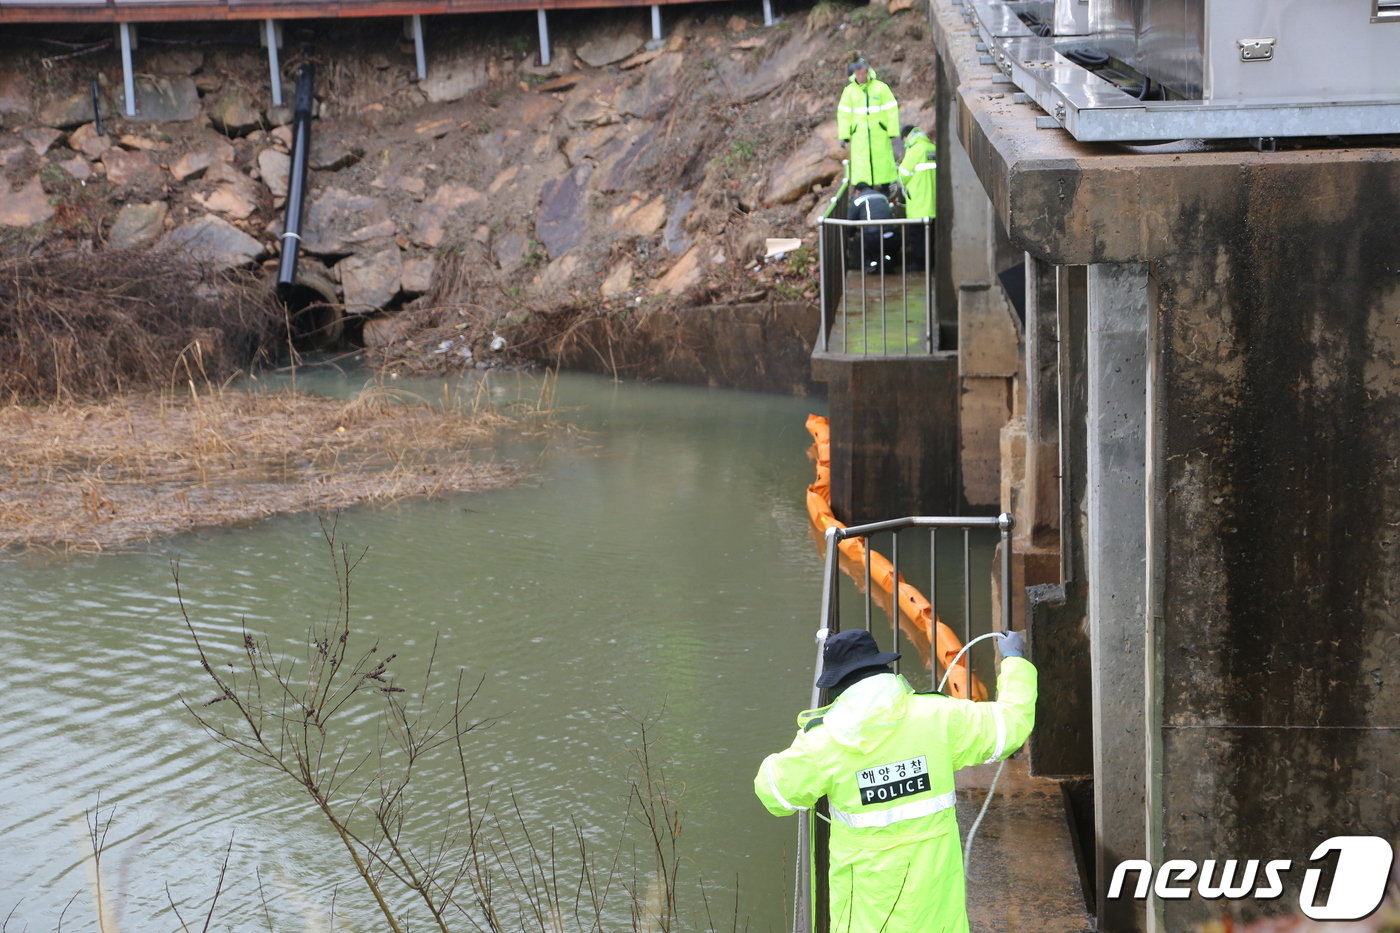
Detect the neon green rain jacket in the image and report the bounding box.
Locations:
[754,659,1037,933]
[837,69,901,187]
[899,127,938,221]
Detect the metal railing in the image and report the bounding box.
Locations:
[792,513,1015,933]
[816,186,936,357]
[816,180,851,350]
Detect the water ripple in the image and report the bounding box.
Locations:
[0,373,832,932]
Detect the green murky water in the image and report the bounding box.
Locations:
[1,368,997,933]
[1,371,834,932]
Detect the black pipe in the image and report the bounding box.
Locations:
[277,63,315,297]
[90,75,104,136]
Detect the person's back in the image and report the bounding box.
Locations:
[899,126,938,221]
[848,184,894,271]
[755,629,1037,933]
[848,185,892,223]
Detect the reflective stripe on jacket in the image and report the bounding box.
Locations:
[899,128,938,220]
[836,69,900,187]
[849,189,892,222]
[754,658,1037,933]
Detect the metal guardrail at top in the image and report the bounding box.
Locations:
[816,178,936,358]
[792,513,1015,933]
[8,0,775,116]
[0,0,766,22]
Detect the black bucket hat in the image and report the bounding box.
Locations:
[816,629,900,688]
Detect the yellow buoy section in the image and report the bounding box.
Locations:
[804,414,989,701]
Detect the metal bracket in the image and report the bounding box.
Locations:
[1238,37,1276,62]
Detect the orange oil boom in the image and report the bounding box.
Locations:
[804,413,989,701]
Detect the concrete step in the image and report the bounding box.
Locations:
[958,755,1095,933]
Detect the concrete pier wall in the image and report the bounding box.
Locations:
[925,2,1400,929]
[811,354,962,521]
[1144,167,1400,930]
[1086,263,1149,932]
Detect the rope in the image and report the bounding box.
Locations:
[936,631,1013,870]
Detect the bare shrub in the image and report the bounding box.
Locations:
[0,249,283,404]
[178,522,740,933]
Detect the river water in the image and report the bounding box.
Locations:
[1,371,841,932]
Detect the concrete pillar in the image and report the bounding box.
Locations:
[933,54,958,343]
[1056,265,1088,586]
[935,112,1018,513]
[1087,262,1149,933]
[946,134,991,337]
[1023,255,1061,549]
[1145,163,1400,932]
[1025,262,1092,780]
[959,281,1018,511]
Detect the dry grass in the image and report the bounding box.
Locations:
[0,249,283,404]
[0,381,542,553]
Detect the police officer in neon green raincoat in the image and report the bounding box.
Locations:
[837,60,901,188]
[754,628,1037,933]
[898,124,938,221]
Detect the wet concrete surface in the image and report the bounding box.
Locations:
[958,755,1095,932]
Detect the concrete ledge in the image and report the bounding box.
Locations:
[960,756,1094,933]
[929,0,1400,265]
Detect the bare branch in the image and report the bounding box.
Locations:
[200,834,235,933]
[2,897,23,933]
[174,527,729,933]
[255,867,276,933]
[84,795,115,933]
[55,893,79,933]
[165,883,192,933]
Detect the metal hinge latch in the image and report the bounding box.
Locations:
[1238,37,1276,62]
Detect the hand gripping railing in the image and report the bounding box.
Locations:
[792,513,1015,933]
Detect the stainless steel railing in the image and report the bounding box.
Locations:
[792,513,1015,933]
[817,214,936,356]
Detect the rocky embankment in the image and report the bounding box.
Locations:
[0,1,934,372]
